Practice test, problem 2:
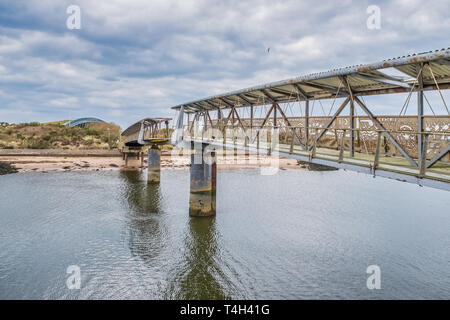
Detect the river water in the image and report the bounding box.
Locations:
[0,168,449,299]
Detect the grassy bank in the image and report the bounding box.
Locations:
[0,121,121,150]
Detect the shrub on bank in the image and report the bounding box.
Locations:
[0,121,122,150]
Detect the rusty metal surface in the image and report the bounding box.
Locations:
[171,48,450,113]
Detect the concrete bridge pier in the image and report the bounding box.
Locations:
[189,142,216,217]
[147,144,161,183]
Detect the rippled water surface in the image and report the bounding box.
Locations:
[0,168,449,299]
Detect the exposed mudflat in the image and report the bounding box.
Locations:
[0,149,338,173]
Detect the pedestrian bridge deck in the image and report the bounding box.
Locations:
[185,134,450,191]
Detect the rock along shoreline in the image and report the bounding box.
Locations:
[0,161,18,175]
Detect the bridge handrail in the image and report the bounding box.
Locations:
[184,124,450,136]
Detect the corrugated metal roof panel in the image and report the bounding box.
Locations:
[171,48,450,112]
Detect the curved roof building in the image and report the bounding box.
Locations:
[65,117,105,127]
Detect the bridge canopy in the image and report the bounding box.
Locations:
[171,48,450,113]
[121,117,171,147]
[121,118,171,137]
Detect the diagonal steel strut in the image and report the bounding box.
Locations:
[354,96,418,167]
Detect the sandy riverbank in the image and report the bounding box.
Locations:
[0,149,336,174]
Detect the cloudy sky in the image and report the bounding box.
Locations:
[0,0,449,128]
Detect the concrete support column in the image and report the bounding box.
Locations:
[189,142,216,217]
[147,144,161,183]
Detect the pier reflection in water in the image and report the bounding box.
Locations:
[119,170,228,299]
[120,170,165,265]
[169,218,229,300]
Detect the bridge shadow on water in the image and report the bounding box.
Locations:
[119,170,230,299]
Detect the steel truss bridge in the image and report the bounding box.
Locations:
[169,48,450,191]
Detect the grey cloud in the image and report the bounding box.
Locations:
[0,0,449,128]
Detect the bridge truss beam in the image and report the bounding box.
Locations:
[170,48,450,190]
